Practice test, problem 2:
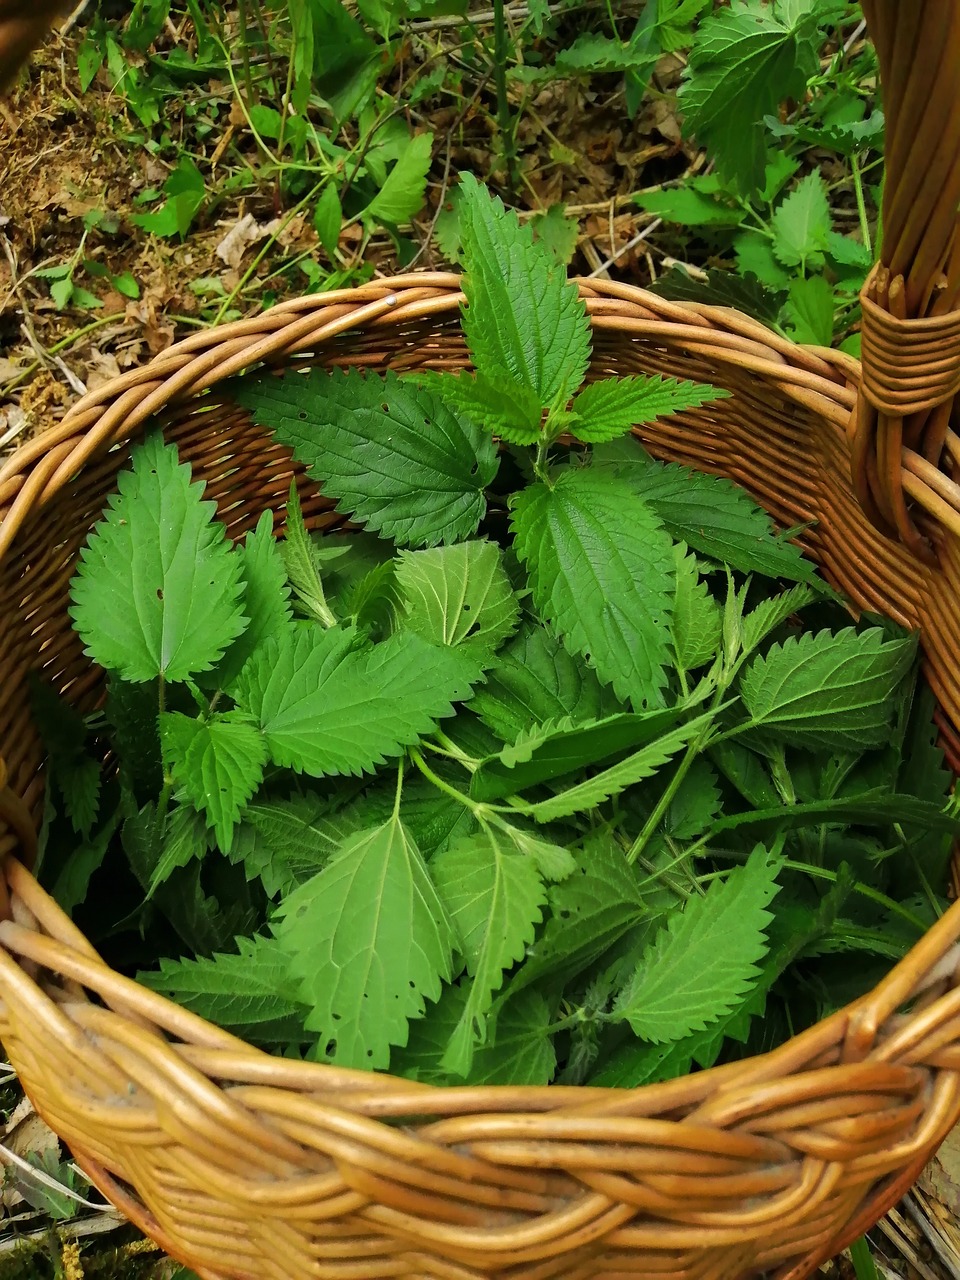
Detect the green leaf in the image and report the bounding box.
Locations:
[395,540,519,660]
[671,544,722,673]
[734,231,793,290]
[232,369,498,548]
[214,510,292,688]
[505,830,645,997]
[106,676,163,799]
[279,482,337,626]
[470,625,625,741]
[530,204,579,265]
[274,814,456,1068]
[457,172,590,404]
[667,759,722,840]
[569,375,728,444]
[233,625,477,777]
[511,469,675,708]
[431,827,547,1075]
[130,156,205,238]
[313,184,342,256]
[771,172,832,269]
[230,794,338,897]
[414,369,544,445]
[362,132,434,225]
[471,707,684,802]
[395,987,556,1085]
[785,275,836,347]
[649,264,787,325]
[678,1,821,195]
[51,810,120,914]
[739,627,917,750]
[147,805,210,897]
[339,559,401,637]
[613,845,781,1042]
[161,710,268,851]
[598,450,814,582]
[70,434,246,683]
[140,935,310,1044]
[740,582,818,656]
[636,180,743,228]
[524,707,719,821]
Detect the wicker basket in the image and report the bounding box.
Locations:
[3,3,960,1277]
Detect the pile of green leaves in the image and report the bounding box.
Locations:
[36,175,956,1089]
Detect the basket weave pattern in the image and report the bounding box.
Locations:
[2,1,960,1276]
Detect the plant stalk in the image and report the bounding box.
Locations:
[492,0,520,194]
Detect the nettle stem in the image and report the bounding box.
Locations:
[492,0,520,194]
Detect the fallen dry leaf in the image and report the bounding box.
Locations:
[215,212,266,270]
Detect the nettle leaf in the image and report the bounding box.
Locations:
[214,510,292,689]
[230,795,338,897]
[457,172,590,404]
[470,625,625,742]
[506,830,645,998]
[395,541,520,659]
[361,130,434,225]
[148,804,209,896]
[140,934,311,1045]
[785,275,835,348]
[741,582,818,656]
[524,708,717,822]
[161,710,268,852]
[666,759,722,840]
[511,469,675,708]
[70,434,246,683]
[678,0,821,196]
[279,483,337,627]
[771,172,832,269]
[233,625,477,777]
[339,560,401,638]
[613,845,782,1043]
[415,369,543,445]
[471,708,684,803]
[51,810,120,914]
[274,814,456,1069]
[708,793,960,839]
[570,375,729,444]
[395,986,556,1086]
[636,179,744,229]
[598,449,814,582]
[671,544,722,673]
[739,627,917,750]
[232,368,498,548]
[431,826,547,1075]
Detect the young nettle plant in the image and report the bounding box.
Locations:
[41,176,957,1089]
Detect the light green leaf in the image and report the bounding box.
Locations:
[734,230,792,289]
[740,582,817,656]
[785,274,835,347]
[279,482,337,627]
[530,204,579,265]
[161,710,268,851]
[415,369,544,445]
[313,184,342,256]
[362,131,434,225]
[613,845,781,1042]
[739,626,917,750]
[214,510,293,688]
[146,805,209,897]
[431,827,547,1075]
[130,156,205,239]
[511,469,675,708]
[274,814,456,1068]
[636,180,743,228]
[671,544,722,673]
[471,707,683,803]
[678,1,821,195]
[233,624,478,777]
[471,626,624,742]
[232,369,498,548]
[458,172,591,404]
[772,171,832,269]
[395,540,519,659]
[523,707,718,821]
[570,374,728,444]
[69,434,246,683]
[140,934,311,1044]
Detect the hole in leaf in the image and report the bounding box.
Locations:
[298,411,307,420]
[462,604,471,612]
[323,1039,337,1057]
[381,402,390,413]
[156,589,163,600]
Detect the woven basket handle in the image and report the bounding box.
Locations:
[850,0,960,557]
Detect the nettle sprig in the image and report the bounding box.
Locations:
[46,176,957,1089]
